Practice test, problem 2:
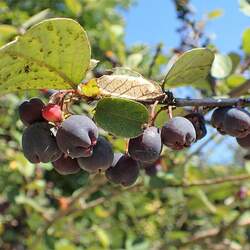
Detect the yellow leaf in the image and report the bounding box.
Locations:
[95,227,110,248]
[78,78,100,97]
[65,0,82,16]
[207,9,224,19]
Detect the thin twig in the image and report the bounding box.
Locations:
[179,207,249,248]
[182,173,250,187]
[148,43,163,78]
[167,97,250,107]
[149,100,159,126]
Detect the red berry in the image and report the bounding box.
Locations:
[42,104,62,122]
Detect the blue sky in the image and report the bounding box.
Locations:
[121,1,250,165]
[123,0,250,53]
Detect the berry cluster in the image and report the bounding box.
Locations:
[19,96,250,187]
[19,98,159,186]
[211,107,250,148]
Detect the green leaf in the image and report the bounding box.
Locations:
[94,227,110,248]
[125,53,143,68]
[211,54,232,79]
[228,52,241,72]
[196,189,217,214]
[111,67,143,77]
[227,74,246,88]
[242,28,250,54]
[149,176,168,188]
[88,59,100,71]
[168,231,190,240]
[239,0,250,16]
[207,9,224,20]
[0,25,18,42]
[95,98,148,138]
[55,239,76,250]
[163,48,214,88]
[64,0,82,16]
[0,18,90,94]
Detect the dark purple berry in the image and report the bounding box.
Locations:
[22,122,62,163]
[185,113,207,140]
[236,133,250,148]
[144,163,161,176]
[128,127,162,163]
[18,98,45,126]
[77,137,114,173]
[223,108,250,138]
[52,155,81,175]
[211,107,231,135]
[56,115,98,158]
[236,187,248,200]
[105,154,139,186]
[161,117,196,150]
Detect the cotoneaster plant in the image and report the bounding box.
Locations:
[1,18,250,187]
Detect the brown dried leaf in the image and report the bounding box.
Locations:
[97,75,164,102]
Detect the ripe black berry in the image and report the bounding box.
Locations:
[19,98,45,126]
[77,137,114,173]
[56,115,98,158]
[161,117,196,150]
[236,133,250,148]
[223,108,250,138]
[105,154,139,186]
[211,107,231,135]
[22,122,62,163]
[52,155,81,175]
[128,127,162,163]
[185,113,207,140]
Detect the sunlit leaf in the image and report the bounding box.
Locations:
[168,231,190,240]
[207,9,224,19]
[0,25,18,46]
[0,18,90,94]
[242,28,250,54]
[64,0,82,16]
[95,227,110,248]
[211,54,232,79]
[125,53,143,68]
[163,48,214,88]
[88,59,100,71]
[227,74,246,88]
[95,98,148,138]
[239,0,250,16]
[78,79,100,97]
[188,188,217,213]
[55,239,76,250]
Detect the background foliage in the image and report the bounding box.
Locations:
[1,0,250,249]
